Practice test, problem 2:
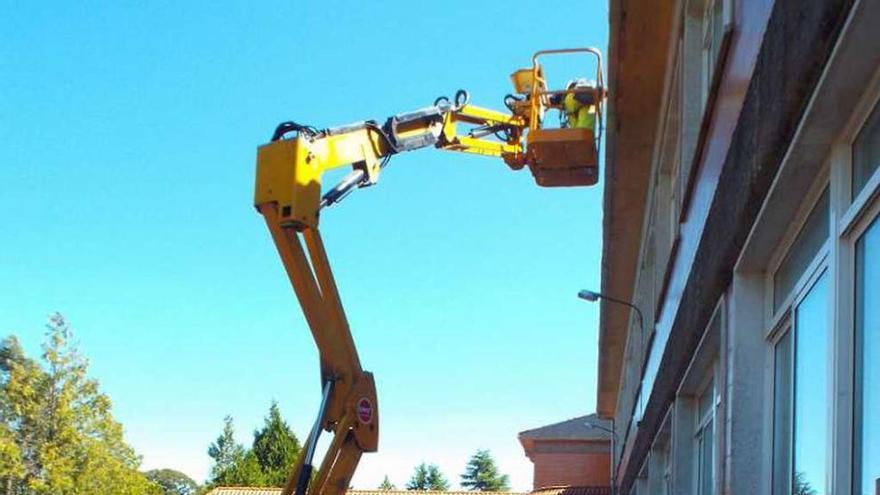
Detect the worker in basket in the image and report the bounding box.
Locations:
[557,78,597,131]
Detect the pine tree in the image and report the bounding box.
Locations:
[207,416,246,484]
[407,464,429,490]
[379,475,396,490]
[407,463,449,490]
[252,401,301,485]
[460,450,510,491]
[425,465,450,491]
[207,403,304,488]
[0,314,161,495]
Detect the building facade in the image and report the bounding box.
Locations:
[598,0,879,494]
[519,414,612,490]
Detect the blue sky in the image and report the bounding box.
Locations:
[0,1,607,490]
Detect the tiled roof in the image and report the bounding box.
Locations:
[205,489,527,495]
[518,414,612,441]
[531,486,611,495]
[204,489,280,495]
[205,490,280,495]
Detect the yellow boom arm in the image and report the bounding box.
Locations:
[256,93,524,231]
[253,47,605,495]
[255,92,525,495]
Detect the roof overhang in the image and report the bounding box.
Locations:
[597,0,674,417]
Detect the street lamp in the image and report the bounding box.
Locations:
[579,289,647,495]
[584,420,616,438]
[577,290,644,335]
[584,419,618,495]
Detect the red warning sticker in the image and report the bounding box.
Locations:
[357,398,373,424]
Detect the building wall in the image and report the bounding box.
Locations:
[530,452,611,489]
[603,0,880,493]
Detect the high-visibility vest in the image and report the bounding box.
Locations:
[563,92,596,131]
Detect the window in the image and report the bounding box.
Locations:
[772,330,793,495]
[648,417,673,495]
[773,188,830,311]
[675,300,722,495]
[701,0,725,106]
[637,460,649,495]
[853,101,880,199]
[663,445,673,495]
[736,21,880,495]
[695,377,716,495]
[854,216,879,495]
[772,271,830,495]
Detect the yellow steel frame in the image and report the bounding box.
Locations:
[439,104,524,157]
[254,48,606,495]
[258,203,378,495]
[254,100,525,495]
[255,128,394,231]
[527,47,606,134]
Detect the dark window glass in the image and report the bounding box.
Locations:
[773,330,793,495]
[854,217,879,495]
[712,0,724,64]
[774,189,830,311]
[698,418,714,495]
[853,103,880,199]
[696,378,715,495]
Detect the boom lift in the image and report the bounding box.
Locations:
[253,48,604,495]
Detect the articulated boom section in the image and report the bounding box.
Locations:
[253,46,605,495]
[255,92,526,231]
[257,204,378,495]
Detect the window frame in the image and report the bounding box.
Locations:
[693,374,717,495]
[678,0,734,221]
[768,262,831,495]
[839,75,880,236]
[674,298,724,495]
[770,317,793,495]
[764,174,831,336]
[731,17,880,494]
[831,64,880,493]
[700,0,726,108]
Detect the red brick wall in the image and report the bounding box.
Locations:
[531,452,611,489]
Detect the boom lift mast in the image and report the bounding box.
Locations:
[253,48,604,495]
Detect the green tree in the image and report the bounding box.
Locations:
[425,466,450,492]
[407,463,449,491]
[207,416,246,484]
[0,314,161,495]
[460,450,509,491]
[252,401,301,485]
[206,403,302,488]
[0,340,26,494]
[227,451,265,487]
[207,416,265,487]
[379,475,396,490]
[145,469,199,495]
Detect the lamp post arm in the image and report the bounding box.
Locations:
[596,293,645,335]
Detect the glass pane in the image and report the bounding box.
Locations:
[773,330,793,495]
[712,0,724,61]
[699,418,715,495]
[774,188,830,311]
[698,377,715,422]
[793,272,829,495]
[855,216,879,495]
[853,102,880,199]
